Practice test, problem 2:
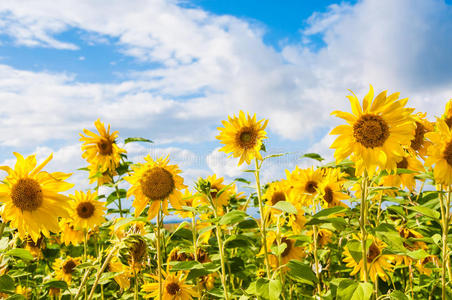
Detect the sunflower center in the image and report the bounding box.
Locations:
[236,127,257,149]
[76,202,95,219]
[323,187,333,203]
[305,181,318,194]
[210,184,220,199]
[445,117,452,129]
[271,192,285,205]
[367,243,380,263]
[11,178,43,211]
[410,122,425,151]
[140,167,175,200]
[166,282,181,295]
[97,138,113,155]
[443,141,452,167]
[131,239,147,262]
[62,260,77,274]
[397,157,408,169]
[281,237,292,257]
[353,114,390,148]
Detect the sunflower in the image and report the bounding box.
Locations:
[217,111,268,166]
[174,190,202,219]
[415,255,440,276]
[87,163,116,186]
[125,155,186,220]
[425,119,452,185]
[80,119,126,178]
[59,219,85,246]
[112,218,147,240]
[264,232,305,268]
[23,234,45,259]
[264,180,290,220]
[285,167,324,206]
[381,154,424,192]
[119,235,148,271]
[308,228,333,248]
[0,153,73,242]
[343,235,394,282]
[330,85,415,176]
[70,190,105,231]
[142,270,198,299]
[198,174,237,216]
[108,256,132,290]
[53,256,81,284]
[409,112,433,158]
[318,168,348,208]
[441,99,452,128]
[394,227,427,267]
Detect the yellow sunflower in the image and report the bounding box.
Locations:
[441,99,452,128]
[23,234,45,259]
[285,167,324,206]
[87,163,116,186]
[70,190,105,231]
[112,217,147,240]
[59,219,85,246]
[142,270,198,299]
[199,174,240,216]
[174,190,202,219]
[394,227,427,267]
[0,153,73,242]
[264,180,290,220]
[79,119,126,177]
[217,111,268,166]
[343,235,394,282]
[53,256,81,284]
[264,232,305,268]
[409,112,433,158]
[425,118,452,185]
[381,154,424,192]
[415,255,440,276]
[330,85,415,176]
[318,168,349,208]
[125,155,186,220]
[108,256,132,290]
[308,228,333,248]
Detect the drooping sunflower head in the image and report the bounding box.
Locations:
[125,155,186,220]
[425,119,452,185]
[79,119,126,176]
[70,190,105,231]
[120,235,148,271]
[216,111,268,166]
[409,112,433,158]
[112,218,147,240]
[142,271,198,299]
[0,153,73,242]
[53,256,81,284]
[330,85,416,176]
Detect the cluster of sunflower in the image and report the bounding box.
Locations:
[0,86,451,300]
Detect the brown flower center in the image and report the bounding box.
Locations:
[140,167,175,200]
[62,260,77,274]
[353,114,390,148]
[443,141,452,167]
[130,239,147,262]
[397,157,408,169]
[210,184,221,199]
[323,187,333,203]
[11,178,43,211]
[281,237,293,257]
[367,243,380,263]
[410,122,425,151]
[445,116,452,129]
[305,181,318,194]
[271,191,285,205]
[236,127,257,149]
[76,202,95,219]
[97,138,113,155]
[166,282,181,295]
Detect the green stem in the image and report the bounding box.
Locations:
[440,186,451,300]
[87,245,119,300]
[133,268,138,300]
[254,158,272,279]
[360,171,369,282]
[74,268,92,299]
[0,221,6,238]
[114,183,124,218]
[156,202,163,300]
[312,225,321,295]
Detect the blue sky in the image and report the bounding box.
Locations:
[0,0,451,214]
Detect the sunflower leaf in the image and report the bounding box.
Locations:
[301,153,324,162]
[124,137,153,144]
[272,201,297,214]
[6,249,34,261]
[219,210,248,225]
[287,260,318,285]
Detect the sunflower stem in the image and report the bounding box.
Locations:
[114,183,124,218]
[312,225,322,295]
[87,245,119,300]
[439,185,451,300]
[191,214,202,296]
[133,268,138,300]
[74,268,92,299]
[254,158,272,280]
[0,221,5,238]
[360,171,369,282]
[156,201,163,300]
[83,230,88,300]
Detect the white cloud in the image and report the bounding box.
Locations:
[206,147,247,178]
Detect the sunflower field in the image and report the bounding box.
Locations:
[0,85,451,300]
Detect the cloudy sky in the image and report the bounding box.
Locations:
[0,0,451,196]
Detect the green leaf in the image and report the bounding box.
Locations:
[168,261,200,271]
[98,272,121,285]
[224,235,252,248]
[234,177,251,185]
[219,210,248,225]
[271,243,287,256]
[337,279,372,300]
[43,280,68,289]
[269,279,282,300]
[305,217,346,230]
[314,206,348,218]
[7,295,27,300]
[407,205,440,220]
[287,260,318,286]
[406,249,429,260]
[346,240,362,263]
[0,275,14,292]
[6,249,34,261]
[124,137,153,144]
[390,290,409,300]
[271,201,297,214]
[301,153,324,162]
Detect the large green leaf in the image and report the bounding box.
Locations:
[271,201,297,214]
[219,210,248,225]
[0,275,14,292]
[287,260,318,286]
[6,249,34,261]
[406,206,440,220]
[337,279,372,300]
